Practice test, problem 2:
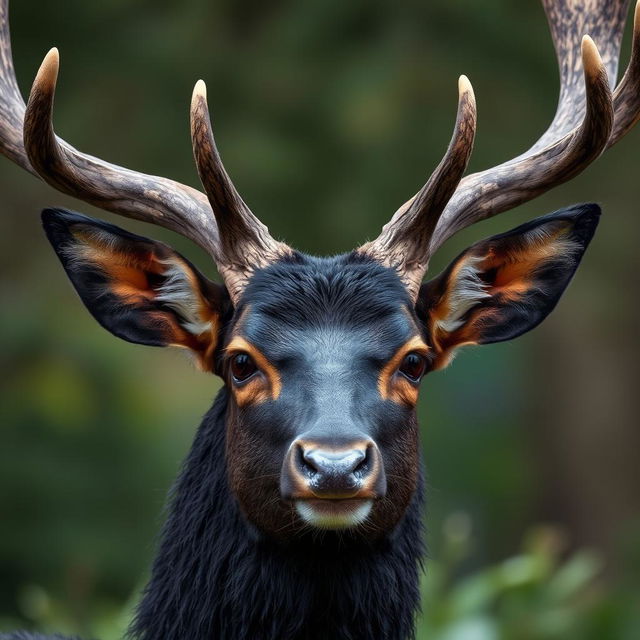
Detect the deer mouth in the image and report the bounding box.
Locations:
[294,498,373,529]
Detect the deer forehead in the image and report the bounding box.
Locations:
[226,255,423,364]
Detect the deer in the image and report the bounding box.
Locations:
[1,0,639,638]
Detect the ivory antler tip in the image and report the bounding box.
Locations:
[581,35,603,76]
[458,75,474,102]
[34,47,60,90]
[193,79,207,102]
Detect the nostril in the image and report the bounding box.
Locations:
[353,446,371,477]
[298,444,319,478]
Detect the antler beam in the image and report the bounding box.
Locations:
[610,1,640,145]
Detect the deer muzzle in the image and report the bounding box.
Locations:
[280,438,386,529]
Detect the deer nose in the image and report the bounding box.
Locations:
[302,448,366,496]
[281,439,387,500]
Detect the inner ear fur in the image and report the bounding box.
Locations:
[42,208,230,371]
[417,203,600,368]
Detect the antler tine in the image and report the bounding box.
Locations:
[22,48,220,257]
[358,76,477,299]
[427,33,614,256]
[190,80,291,303]
[425,0,635,257]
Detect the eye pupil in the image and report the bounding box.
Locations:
[399,352,426,382]
[231,353,257,381]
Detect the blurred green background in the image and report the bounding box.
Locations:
[1,0,639,638]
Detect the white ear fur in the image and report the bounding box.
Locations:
[433,224,582,336]
[432,255,490,333]
[156,259,215,336]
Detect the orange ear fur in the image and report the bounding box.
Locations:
[44,209,227,372]
[420,207,600,367]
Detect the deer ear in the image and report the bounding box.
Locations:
[417,204,600,369]
[42,208,230,371]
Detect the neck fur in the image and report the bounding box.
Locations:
[130,389,425,640]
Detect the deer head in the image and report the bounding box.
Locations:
[1,0,638,539]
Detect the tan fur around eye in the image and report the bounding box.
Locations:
[378,336,430,407]
[225,337,282,407]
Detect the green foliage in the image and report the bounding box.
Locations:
[418,518,640,640]
[3,520,640,639]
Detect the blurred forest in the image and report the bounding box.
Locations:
[1,0,638,638]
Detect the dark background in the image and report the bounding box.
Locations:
[1,0,638,637]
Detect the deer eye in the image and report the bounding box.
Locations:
[398,352,427,382]
[231,353,258,382]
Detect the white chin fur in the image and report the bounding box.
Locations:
[295,499,373,530]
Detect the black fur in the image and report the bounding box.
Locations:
[129,390,425,640]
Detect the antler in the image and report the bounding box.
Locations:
[362,0,639,300]
[3,0,638,304]
[190,81,291,301]
[0,0,288,303]
[358,76,477,298]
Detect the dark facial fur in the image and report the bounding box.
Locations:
[130,391,426,640]
[222,253,426,540]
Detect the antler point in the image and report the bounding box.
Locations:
[35,47,59,91]
[581,35,603,77]
[194,79,207,99]
[458,74,472,95]
[191,80,208,118]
